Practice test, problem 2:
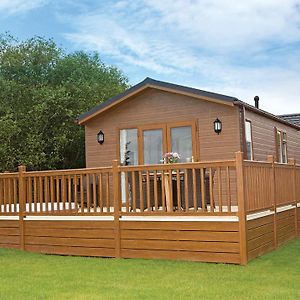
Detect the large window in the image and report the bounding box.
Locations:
[245,120,253,160]
[276,129,288,163]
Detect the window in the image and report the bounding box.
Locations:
[276,129,288,163]
[245,120,253,160]
[120,129,138,166]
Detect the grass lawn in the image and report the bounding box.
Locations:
[0,240,299,300]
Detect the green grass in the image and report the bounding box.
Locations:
[0,240,299,300]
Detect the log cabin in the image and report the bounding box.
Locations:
[0,78,299,265]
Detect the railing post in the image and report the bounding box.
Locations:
[112,160,121,258]
[267,155,277,248]
[235,151,248,265]
[289,158,298,237]
[18,165,26,251]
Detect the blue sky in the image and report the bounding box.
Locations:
[1,0,300,114]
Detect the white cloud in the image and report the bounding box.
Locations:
[62,0,300,114]
[0,0,47,14]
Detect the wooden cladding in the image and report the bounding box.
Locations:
[120,221,240,264]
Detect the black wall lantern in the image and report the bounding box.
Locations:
[214,118,222,135]
[97,130,104,144]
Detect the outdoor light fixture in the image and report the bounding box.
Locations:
[97,130,104,144]
[214,118,222,135]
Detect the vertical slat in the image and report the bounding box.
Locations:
[176,169,181,210]
[98,173,103,212]
[56,176,60,212]
[168,169,173,212]
[13,178,17,213]
[218,168,222,212]
[74,175,78,213]
[68,175,72,211]
[4,178,7,213]
[50,176,54,212]
[184,169,189,212]
[125,172,129,213]
[138,171,144,212]
[161,170,166,211]
[86,174,90,213]
[106,173,110,212]
[132,171,136,212]
[226,166,231,212]
[8,178,12,213]
[192,168,197,211]
[92,174,97,213]
[44,176,49,213]
[200,168,206,212]
[80,174,84,214]
[153,171,158,211]
[39,176,43,212]
[146,171,151,211]
[27,177,32,213]
[34,177,38,213]
[0,179,3,213]
[209,168,214,212]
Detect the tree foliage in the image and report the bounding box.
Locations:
[0,34,129,171]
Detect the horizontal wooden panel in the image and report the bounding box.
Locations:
[0,221,19,228]
[25,221,114,230]
[247,223,273,241]
[278,230,295,246]
[25,228,114,239]
[247,231,274,252]
[247,215,273,230]
[121,239,239,253]
[121,229,239,242]
[277,224,295,239]
[121,249,240,264]
[26,244,115,257]
[25,236,115,249]
[0,228,20,236]
[276,209,295,220]
[120,221,238,232]
[0,244,20,250]
[0,235,20,245]
[276,216,295,229]
[248,241,274,261]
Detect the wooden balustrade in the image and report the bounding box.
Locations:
[119,160,237,214]
[22,167,113,215]
[0,154,299,217]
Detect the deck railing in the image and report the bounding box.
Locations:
[0,152,299,217]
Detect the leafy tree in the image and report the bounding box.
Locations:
[0,34,129,171]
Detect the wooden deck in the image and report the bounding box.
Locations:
[0,152,299,265]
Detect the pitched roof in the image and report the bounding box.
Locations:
[77,77,237,124]
[278,114,300,126]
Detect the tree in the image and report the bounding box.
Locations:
[0,34,129,171]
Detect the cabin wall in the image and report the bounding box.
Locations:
[84,88,241,168]
[244,109,300,162]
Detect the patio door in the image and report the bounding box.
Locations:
[140,121,197,164]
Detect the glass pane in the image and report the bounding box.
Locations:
[143,129,163,164]
[245,121,253,160]
[171,126,192,162]
[120,129,138,165]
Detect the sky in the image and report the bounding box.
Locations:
[0,0,300,115]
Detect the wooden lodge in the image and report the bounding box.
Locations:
[0,78,299,265]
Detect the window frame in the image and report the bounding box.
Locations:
[245,119,254,160]
[275,128,288,164]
